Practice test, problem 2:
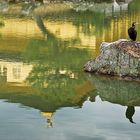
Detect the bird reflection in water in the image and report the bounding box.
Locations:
[125,106,136,124]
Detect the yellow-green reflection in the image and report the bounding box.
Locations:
[0,64,96,128]
[0,0,140,129]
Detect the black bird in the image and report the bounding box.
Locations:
[125,106,136,124]
[128,22,137,41]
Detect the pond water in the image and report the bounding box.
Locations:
[0,0,140,140]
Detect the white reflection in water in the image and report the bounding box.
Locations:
[0,60,33,84]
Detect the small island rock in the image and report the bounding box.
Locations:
[84,39,140,79]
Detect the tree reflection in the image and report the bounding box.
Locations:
[87,75,140,123]
[0,0,139,126]
[0,75,96,128]
[0,15,96,125]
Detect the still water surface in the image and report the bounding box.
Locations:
[0,0,140,140]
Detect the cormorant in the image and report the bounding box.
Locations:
[128,22,137,41]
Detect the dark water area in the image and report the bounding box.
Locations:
[0,0,140,140]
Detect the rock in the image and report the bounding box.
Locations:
[84,39,140,79]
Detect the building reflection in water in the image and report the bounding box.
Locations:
[0,0,139,127]
[41,112,54,128]
[0,58,139,125]
[0,65,7,82]
[0,59,97,127]
[0,60,33,84]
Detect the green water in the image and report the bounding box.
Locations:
[0,0,140,140]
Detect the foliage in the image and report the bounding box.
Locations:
[0,20,4,27]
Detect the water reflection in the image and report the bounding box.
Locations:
[0,60,32,84]
[0,60,96,127]
[0,55,139,124]
[0,1,139,60]
[0,0,140,137]
[87,75,140,123]
[126,106,136,124]
[43,0,140,47]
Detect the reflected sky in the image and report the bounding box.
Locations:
[0,97,140,140]
[0,0,140,140]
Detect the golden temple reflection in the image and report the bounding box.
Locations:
[45,21,77,39]
[41,112,54,128]
[0,19,42,38]
[79,33,96,48]
[0,60,33,85]
[0,1,140,139]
